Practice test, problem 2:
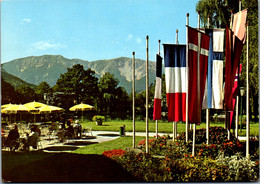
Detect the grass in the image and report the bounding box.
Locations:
[81,120,259,136]
[2,136,144,182]
[73,136,145,155]
[2,151,136,182]
[2,151,52,171]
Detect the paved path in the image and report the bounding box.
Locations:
[38,130,247,153]
[39,130,169,153]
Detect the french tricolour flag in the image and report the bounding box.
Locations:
[163,44,186,122]
[153,54,163,120]
[202,29,225,109]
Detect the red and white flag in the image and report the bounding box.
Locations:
[225,9,247,111]
[230,64,242,128]
[187,26,210,124]
[163,44,186,122]
[153,54,163,120]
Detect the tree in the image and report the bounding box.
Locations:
[114,87,131,119]
[239,0,259,121]
[98,72,130,118]
[54,64,99,107]
[98,72,119,114]
[16,85,38,103]
[196,0,239,28]
[35,81,52,101]
[1,77,17,104]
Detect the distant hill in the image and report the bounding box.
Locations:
[1,68,36,89]
[2,55,158,93]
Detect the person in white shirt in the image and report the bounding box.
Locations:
[73,120,82,138]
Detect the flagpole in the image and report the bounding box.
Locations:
[172,29,179,142]
[185,13,189,143]
[175,29,178,139]
[192,11,201,157]
[246,22,249,158]
[206,15,210,145]
[146,35,149,153]
[235,94,239,138]
[235,0,242,140]
[226,15,233,141]
[132,51,136,148]
[207,15,210,28]
[155,40,161,139]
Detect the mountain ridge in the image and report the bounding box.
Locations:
[2,55,157,93]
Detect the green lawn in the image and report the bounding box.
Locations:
[81,120,259,136]
[73,136,145,155]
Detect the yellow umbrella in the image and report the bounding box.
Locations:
[38,105,64,122]
[1,103,15,109]
[24,101,47,108]
[3,104,38,113]
[69,103,95,111]
[1,104,16,122]
[24,101,47,123]
[69,103,95,122]
[38,105,64,113]
[3,104,38,122]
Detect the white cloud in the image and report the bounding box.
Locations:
[126,34,142,44]
[32,41,67,50]
[21,18,31,24]
[126,34,133,41]
[135,38,142,44]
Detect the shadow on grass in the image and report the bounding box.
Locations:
[43,146,79,152]
[82,135,96,139]
[97,133,119,137]
[64,141,98,146]
[2,151,137,182]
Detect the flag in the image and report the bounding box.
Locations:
[163,44,186,122]
[202,29,225,109]
[233,9,247,43]
[153,54,163,120]
[225,9,247,110]
[230,64,242,128]
[187,26,210,124]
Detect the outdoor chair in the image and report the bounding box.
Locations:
[83,126,93,137]
[37,137,43,149]
[64,132,75,143]
[9,139,20,152]
[2,138,20,152]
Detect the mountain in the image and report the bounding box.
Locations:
[2,55,157,93]
[1,68,36,89]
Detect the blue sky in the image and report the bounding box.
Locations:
[1,0,199,63]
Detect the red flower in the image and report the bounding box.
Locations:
[102,149,126,158]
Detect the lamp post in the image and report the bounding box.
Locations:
[240,87,245,132]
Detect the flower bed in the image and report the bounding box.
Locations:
[103,127,259,182]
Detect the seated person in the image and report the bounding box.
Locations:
[1,128,5,137]
[34,125,41,137]
[6,123,20,149]
[50,121,58,131]
[57,129,66,142]
[65,121,74,138]
[73,120,82,138]
[23,126,39,150]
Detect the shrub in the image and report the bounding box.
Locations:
[104,127,259,182]
[115,151,166,181]
[216,152,259,181]
[92,115,105,123]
